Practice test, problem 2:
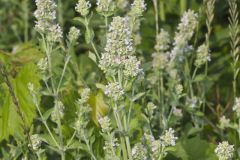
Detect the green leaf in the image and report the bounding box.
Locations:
[171,136,218,160]
[131,92,145,102]
[0,63,41,141]
[42,108,54,121]
[89,91,108,125]
[88,51,96,63]
[73,17,86,25]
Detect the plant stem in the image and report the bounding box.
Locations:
[180,0,187,15]
[159,0,165,22]
[57,55,71,93]
[153,0,159,34]
[113,110,128,160]
[32,94,60,149]
[22,0,29,42]
[83,133,97,160]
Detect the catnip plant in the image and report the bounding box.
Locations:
[0,0,240,160]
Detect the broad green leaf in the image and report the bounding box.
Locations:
[89,91,108,125]
[0,63,41,141]
[171,136,217,160]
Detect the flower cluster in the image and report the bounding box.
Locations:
[75,0,91,16]
[129,0,147,17]
[173,107,183,118]
[233,97,240,117]
[160,128,178,147]
[99,16,142,78]
[170,10,198,61]
[68,27,80,43]
[34,0,62,42]
[144,133,162,159]
[96,0,116,16]
[51,100,65,122]
[117,0,129,10]
[34,0,57,32]
[152,29,170,70]
[46,24,63,42]
[104,82,124,101]
[146,102,157,119]
[132,143,147,160]
[30,134,42,150]
[75,89,92,132]
[37,57,48,72]
[175,84,183,95]
[215,141,234,160]
[219,116,230,129]
[98,116,112,133]
[78,88,91,104]
[103,137,119,160]
[195,44,211,68]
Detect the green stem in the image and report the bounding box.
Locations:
[113,110,128,160]
[180,0,187,15]
[32,95,60,149]
[83,133,97,160]
[159,0,165,22]
[153,0,159,33]
[23,0,29,42]
[57,55,71,93]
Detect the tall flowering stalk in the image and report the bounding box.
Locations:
[32,0,79,159]
[99,16,143,160]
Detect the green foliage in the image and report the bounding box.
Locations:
[0,63,41,141]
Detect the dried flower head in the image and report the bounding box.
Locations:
[75,0,91,16]
[215,141,234,160]
[160,128,178,147]
[195,44,211,67]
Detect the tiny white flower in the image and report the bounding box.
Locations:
[215,141,234,160]
[160,128,178,147]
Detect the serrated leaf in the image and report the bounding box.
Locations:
[0,63,41,141]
